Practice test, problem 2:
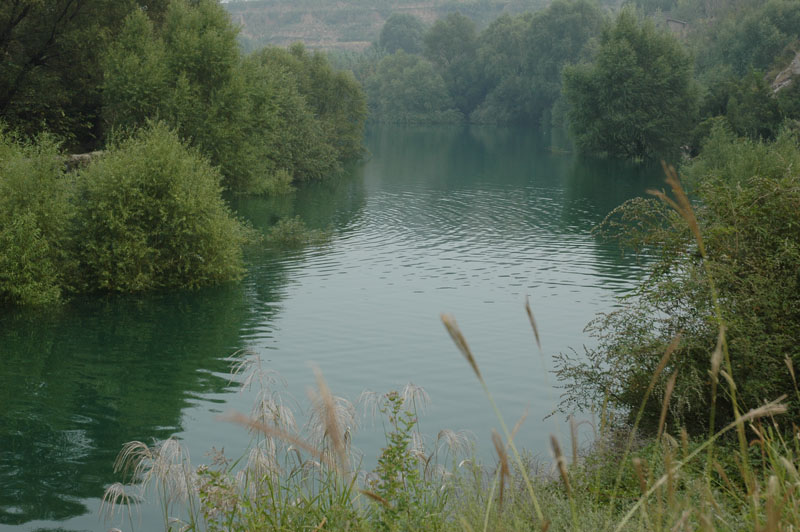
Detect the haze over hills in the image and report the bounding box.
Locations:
[224,0,550,51]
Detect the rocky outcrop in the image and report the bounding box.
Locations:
[772,50,800,93]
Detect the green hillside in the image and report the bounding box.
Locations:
[224,0,549,51]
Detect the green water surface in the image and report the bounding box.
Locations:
[0,125,664,531]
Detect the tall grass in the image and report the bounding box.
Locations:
[103,168,798,531]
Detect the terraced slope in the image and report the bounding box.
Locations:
[224,0,545,51]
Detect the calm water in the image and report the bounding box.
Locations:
[0,126,663,531]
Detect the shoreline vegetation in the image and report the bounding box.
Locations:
[102,128,800,531]
[2,0,800,529]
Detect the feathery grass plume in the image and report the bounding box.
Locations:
[401,382,430,415]
[311,365,351,475]
[658,371,679,439]
[358,389,382,424]
[224,411,339,473]
[100,482,140,527]
[441,313,482,382]
[492,429,510,510]
[525,296,542,351]
[436,428,472,459]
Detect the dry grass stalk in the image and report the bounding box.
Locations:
[648,162,705,255]
[765,475,780,532]
[710,327,725,385]
[313,516,328,532]
[441,313,483,382]
[664,450,676,508]
[541,519,551,531]
[360,489,391,507]
[633,458,648,495]
[492,429,510,509]
[459,516,475,532]
[786,355,797,390]
[525,296,542,351]
[658,371,679,439]
[224,411,339,473]
[312,365,349,475]
[550,435,571,496]
[569,415,578,465]
[712,461,739,497]
[670,509,691,532]
[510,408,529,446]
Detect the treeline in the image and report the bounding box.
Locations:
[333,0,800,161]
[225,0,549,52]
[0,0,367,306]
[2,0,366,194]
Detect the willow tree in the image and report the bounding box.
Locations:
[563,9,698,161]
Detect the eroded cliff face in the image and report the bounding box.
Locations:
[772,50,800,93]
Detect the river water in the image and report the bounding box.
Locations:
[0,125,663,531]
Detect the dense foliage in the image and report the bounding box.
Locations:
[103,1,365,194]
[366,51,462,124]
[0,0,167,150]
[1,0,368,304]
[0,124,249,306]
[556,125,800,432]
[562,9,697,160]
[378,13,425,55]
[75,123,248,293]
[0,130,76,305]
[360,0,605,127]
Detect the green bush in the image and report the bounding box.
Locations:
[557,125,800,432]
[75,123,248,293]
[563,8,698,161]
[0,130,76,305]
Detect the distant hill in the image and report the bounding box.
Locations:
[224,0,549,51]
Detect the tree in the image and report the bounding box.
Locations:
[254,43,367,163]
[423,12,484,116]
[379,13,425,54]
[103,0,366,193]
[366,51,462,124]
[0,0,166,149]
[563,9,697,160]
[524,0,605,126]
[471,14,534,124]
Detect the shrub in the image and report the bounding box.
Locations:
[75,123,248,293]
[556,125,800,432]
[0,130,76,305]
